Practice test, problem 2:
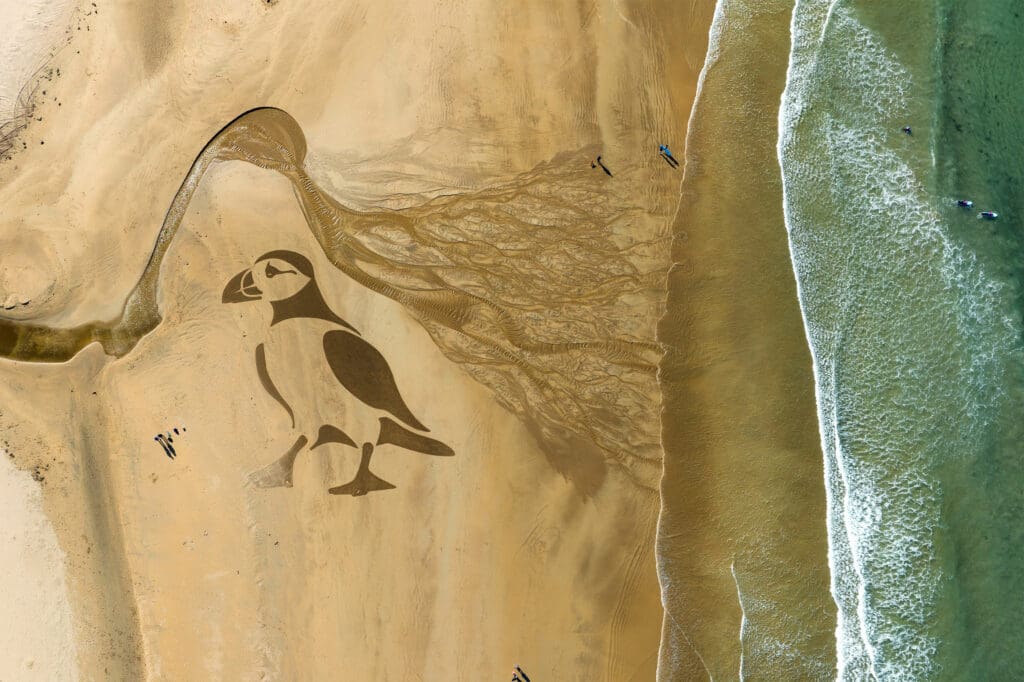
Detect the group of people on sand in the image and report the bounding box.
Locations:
[591,144,679,177]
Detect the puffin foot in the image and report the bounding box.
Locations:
[247,459,295,489]
[247,436,307,489]
[329,470,396,497]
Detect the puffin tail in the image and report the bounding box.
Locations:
[377,418,454,457]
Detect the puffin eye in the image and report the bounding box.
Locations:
[265,262,297,278]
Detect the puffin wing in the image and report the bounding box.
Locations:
[256,343,295,428]
[322,329,427,432]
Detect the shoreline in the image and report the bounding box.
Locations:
[658,0,836,678]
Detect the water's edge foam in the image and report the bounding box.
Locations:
[776,4,856,676]
[655,1,729,679]
[778,1,1024,677]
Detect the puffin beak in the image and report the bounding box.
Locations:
[221,268,262,303]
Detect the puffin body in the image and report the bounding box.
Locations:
[223,250,454,496]
[261,318,384,447]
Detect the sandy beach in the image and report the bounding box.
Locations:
[0,452,78,680]
[5,2,1012,678]
[1,1,719,679]
[657,1,836,678]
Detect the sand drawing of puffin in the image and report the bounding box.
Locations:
[222,250,454,496]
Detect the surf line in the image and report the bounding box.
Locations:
[730,561,748,681]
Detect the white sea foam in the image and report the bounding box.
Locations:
[779,1,1021,679]
[656,3,728,681]
[730,562,747,681]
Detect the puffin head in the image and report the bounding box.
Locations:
[222,250,315,304]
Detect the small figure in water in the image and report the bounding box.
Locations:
[980,211,999,220]
[957,199,974,208]
[593,155,613,177]
[902,126,913,135]
[659,144,679,168]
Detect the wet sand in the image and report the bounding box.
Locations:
[657,1,837,679]
[0,1,717,679]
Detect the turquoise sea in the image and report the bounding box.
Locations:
[779,0,1024,678]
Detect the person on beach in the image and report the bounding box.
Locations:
[593,155,613,177]
[513,664,532,681]
[659,144,679,167]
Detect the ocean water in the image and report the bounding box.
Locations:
[780,1,1024,679]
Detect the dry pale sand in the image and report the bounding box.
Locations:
[658,1,836,679]
[0,453,78,680]
[0,1,717,679]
